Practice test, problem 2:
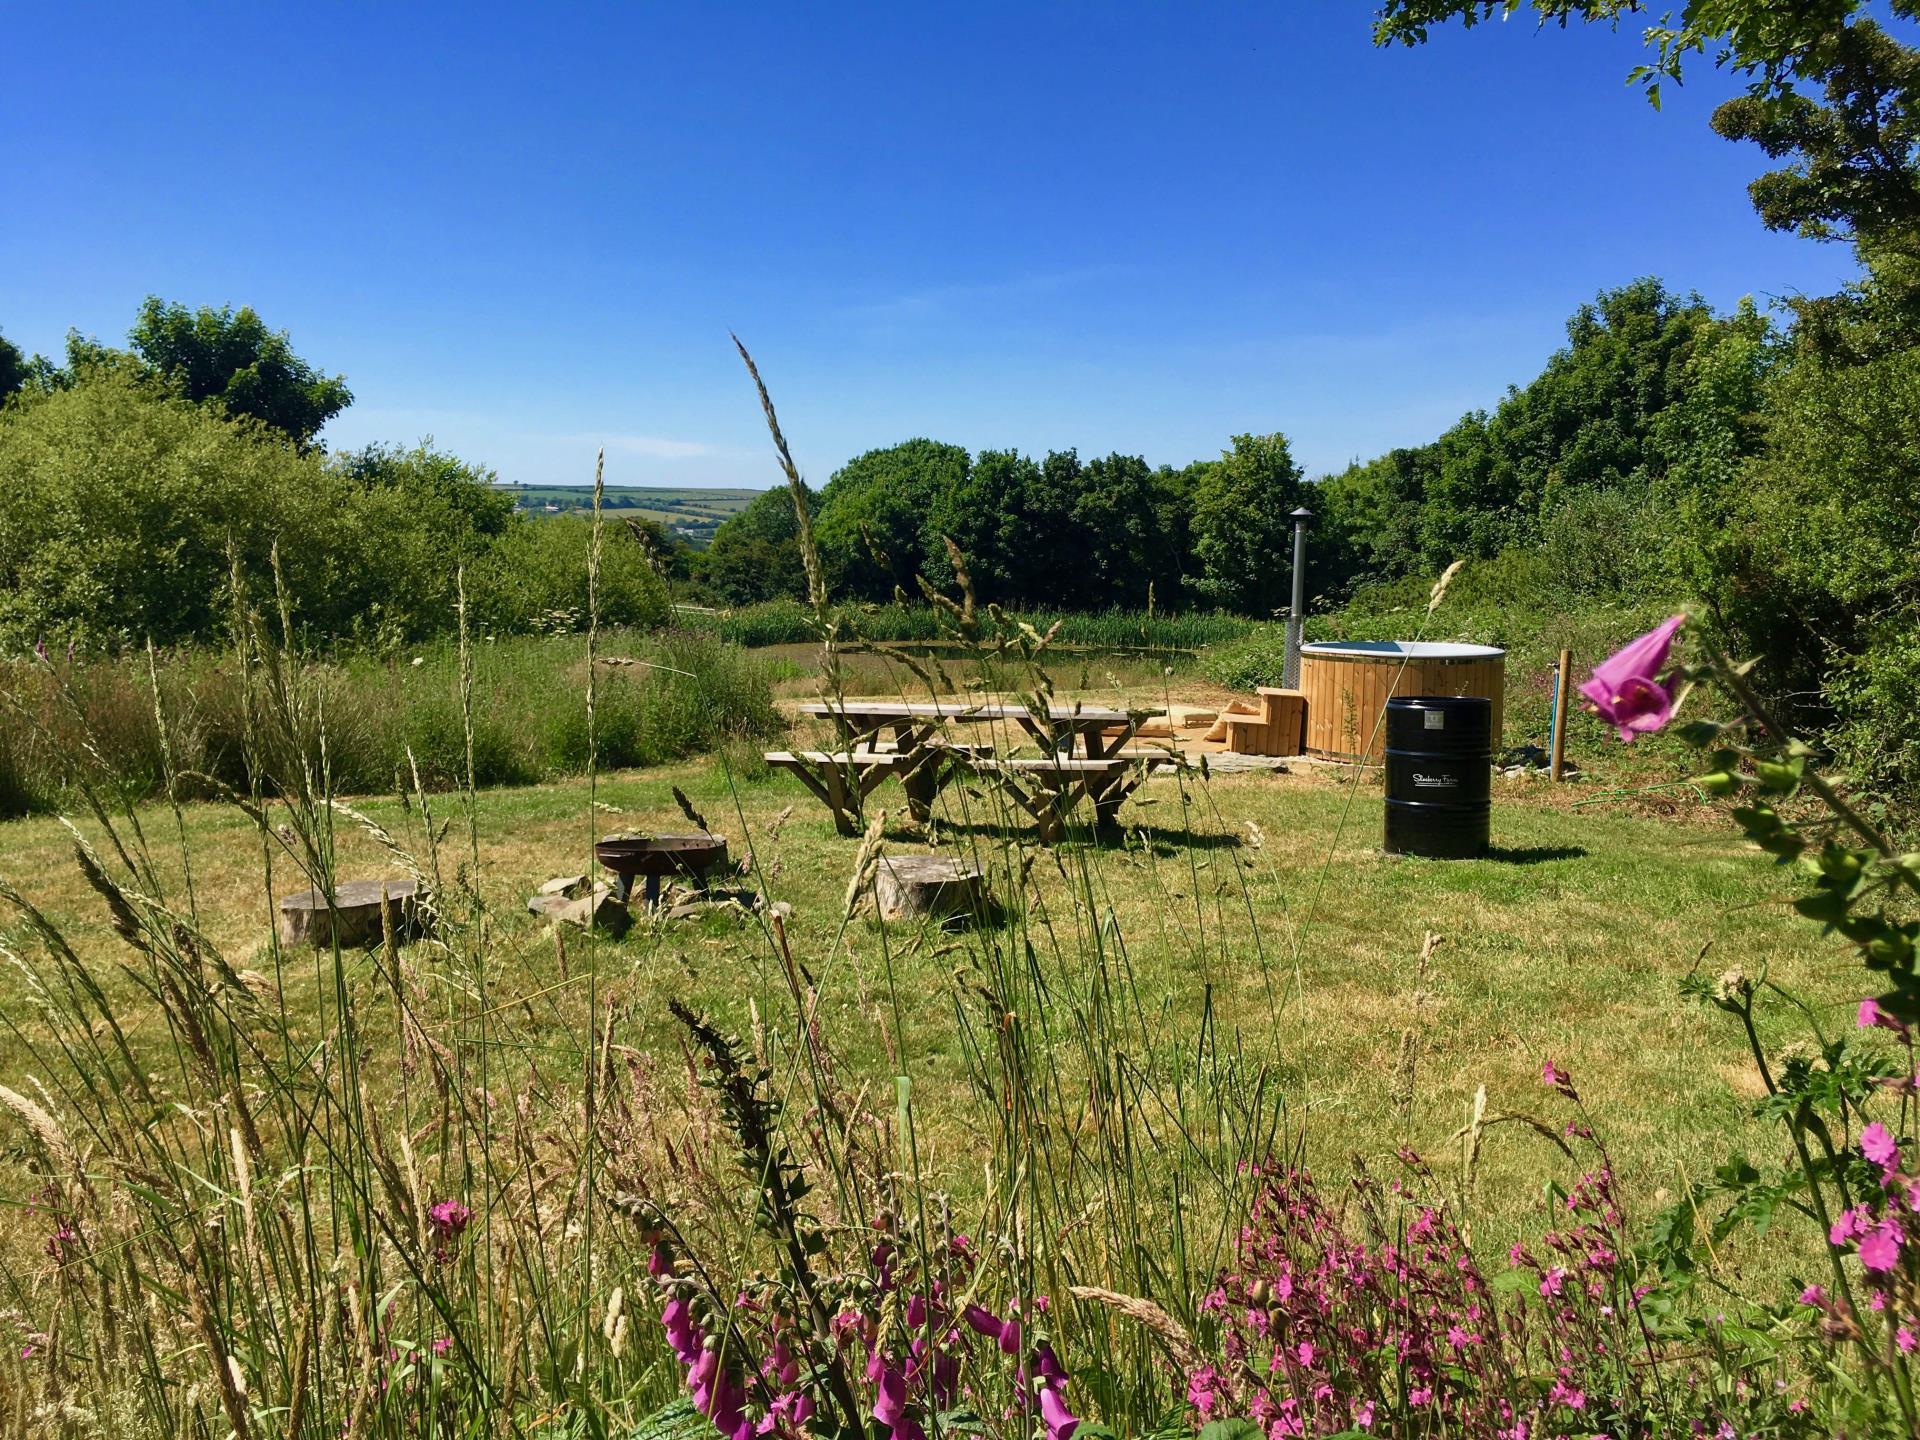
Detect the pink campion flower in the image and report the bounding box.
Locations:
[1799,1284,1827,1306]
[1900,1326,1918,1355]
[1541,1061,1576,1098]
[1862,1121,1900,1170]
[1831,1205,1872,1245]
[431,1336,452,1356]
[428,1199,472,1238]
[1547,1380,1585,1410]
[1580,614,1685,741]
[1859,997,1910,1035]
[1859,1221,1904,1273]
[1539,1267,1567,1298]
[1186,1365,1223,1419]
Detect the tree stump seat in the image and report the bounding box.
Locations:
[278,877,425,949]
[873,855,989,924]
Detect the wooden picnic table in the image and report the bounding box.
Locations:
[798,699,1157,755]
[780,699,1167,837]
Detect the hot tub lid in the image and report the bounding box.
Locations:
[1300,640,1505,661]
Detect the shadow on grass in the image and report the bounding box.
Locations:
[931,817,1244,852]
[1485,844,1588,865]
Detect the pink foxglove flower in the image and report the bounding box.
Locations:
[1579,615,1685,741]
[1038,1385,1077,1440]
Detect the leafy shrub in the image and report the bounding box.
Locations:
[400,691,538,789]
[0,368,348,650]
[465,517,669,637]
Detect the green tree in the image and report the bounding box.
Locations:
[63,298,353,443]
[132,297,351,443]
[1712,324,1920,794]
[922,447,1090,605]
[1069,452,1190,609]
[1189,432,1306,614]
[0,329,28,403]
[1349,281,1724,572]
[335,441,515,537]
[1314,448,1431,596]
[813,439,969,600]
[323,442,522,642]
[702,483,820,604]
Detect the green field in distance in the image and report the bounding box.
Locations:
[494,484,765,546]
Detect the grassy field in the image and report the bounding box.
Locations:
[497,484,763,545]
[0,622,1883,1437]
[0,717,1849,1265]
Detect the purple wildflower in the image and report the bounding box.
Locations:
[1579,615,1685,741]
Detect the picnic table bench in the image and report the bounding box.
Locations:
[778,699,1166,837]
[969,753,1179,842]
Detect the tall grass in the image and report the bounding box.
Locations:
[0,628,781,817]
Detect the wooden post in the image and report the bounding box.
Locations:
[1550,648,1572,781]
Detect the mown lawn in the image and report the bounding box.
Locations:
[0,724,1859,1297]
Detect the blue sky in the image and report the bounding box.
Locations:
[2,3,1860,488]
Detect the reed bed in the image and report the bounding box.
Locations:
[692,601,1253,654]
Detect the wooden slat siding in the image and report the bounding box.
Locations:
[1301,653,1505,762]
[1257,688,1306,756]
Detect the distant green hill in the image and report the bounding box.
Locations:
[494,484,765,547]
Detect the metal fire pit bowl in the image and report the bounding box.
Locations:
[594,832,730,907]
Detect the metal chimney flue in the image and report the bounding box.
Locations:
[1283,507,1312,688]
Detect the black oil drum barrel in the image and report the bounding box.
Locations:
[1384,696,1492,859]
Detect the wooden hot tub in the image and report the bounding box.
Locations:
[1299,641,1505,762]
